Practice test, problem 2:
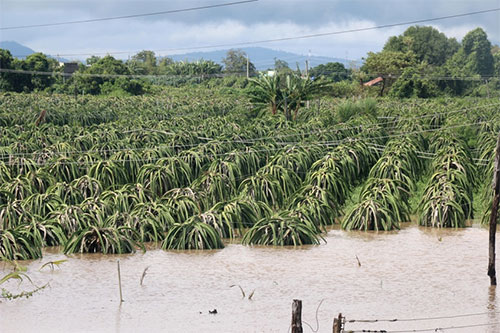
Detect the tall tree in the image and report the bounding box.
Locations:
[444,28,495,95]
[383,25,459,66]
[493,47,500,77]
[309,62,350,82]
[86,56,101,66]
[76,55,144,95]
[128,50,158,75]
[222,49,255,75]
[460,28,494,76]
[9,52,59,92]
[361,50,417,95]
[274,58,292,75]
[0,49,14,91]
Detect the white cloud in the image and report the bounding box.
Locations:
[3,0,498,61]
[433,24,485,41]
[20,18,411,61]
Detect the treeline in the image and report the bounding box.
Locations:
[0,49,256,96]
[361,26,500,97]
[0,26,499,97]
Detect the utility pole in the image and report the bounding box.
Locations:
[305,59,310,108]
[485,79,491,98]
[246,56,250,79]
[488,131,500,286]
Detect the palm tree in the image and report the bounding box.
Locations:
[248,73,327,120]
[248,75,282,115]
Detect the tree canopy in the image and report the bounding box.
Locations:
[222,49,256,75]
[127,50,158,75]
[447,27,494,77]
[309,62,350,82]
[0,25,498,97]
[383,26,459,66]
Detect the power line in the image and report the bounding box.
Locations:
[1,101,498,159]
[0,68,236,79]
[1,68,498,82]
[1,101,498,158]
[349,321,500,333]
[8,7,499,57]
[347,310,500,323]
[365,144,490,165]
[0,121,495,167]
[0,0,258,31]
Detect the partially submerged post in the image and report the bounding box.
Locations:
[332,313,343,333]
[291,299,303,333]
[117,260,124,302]
[488,132,500,286]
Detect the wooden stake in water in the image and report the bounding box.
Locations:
[117,260,124,302]
[488,132,500,286]
[333,313,343,333]
[291,299,303,333]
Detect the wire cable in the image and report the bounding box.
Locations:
[0,120,494,167]
[1,101,497,159]
[348,321,500,332]
[1,68,498,82]
[1,100,498,159]
[347,310,500,323]
[0,0,258,31]
[6,7,499,57]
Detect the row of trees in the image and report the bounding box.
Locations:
[0,51,59,92]
[0,45,352,96]
[362,26,500,97]
[0,49,260,95]
[1,26,499,97]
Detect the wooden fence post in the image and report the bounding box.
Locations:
[488,132,500,286]
[332,313,343,333]
[117,260,124,302]
[291,299,303,333]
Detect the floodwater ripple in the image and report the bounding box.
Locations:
[0,225,498,333]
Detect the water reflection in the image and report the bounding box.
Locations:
[487,286,498,332]
[0,225,498,332]
[115,303,122,333]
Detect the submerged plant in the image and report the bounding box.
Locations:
[242,211,322,246]
[0,227,43,260]
[64,214,143,254]
[162,217,224,250]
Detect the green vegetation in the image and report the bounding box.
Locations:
[0,89,497,260]
[418,135,475,227]
[248,73,327,120]
[1,25,499,98]
[342,135,424,231]
[1,24,500,257]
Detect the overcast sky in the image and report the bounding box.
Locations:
[1,0,499,63]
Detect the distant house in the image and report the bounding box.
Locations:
[62,62,79,75]
[363,76,383,86]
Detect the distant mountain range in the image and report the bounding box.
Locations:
[0,41,70,62]
[1,41,361,70]
[169,47,362,70]
[0,41,35,58]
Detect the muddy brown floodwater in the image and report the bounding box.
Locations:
[1,224,499,332]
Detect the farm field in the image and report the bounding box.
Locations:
[0,89,499,331]
[0,90,498,257]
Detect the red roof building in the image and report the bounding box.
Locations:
[363,76,383,86]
